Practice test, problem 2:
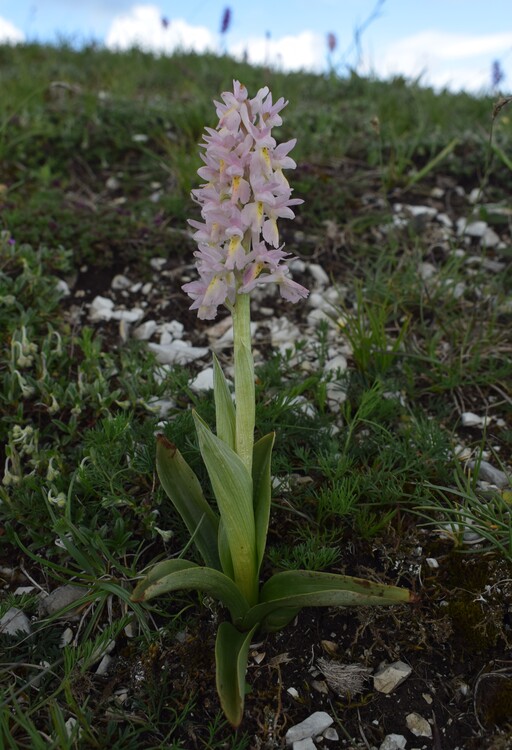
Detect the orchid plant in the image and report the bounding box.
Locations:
[131,81,415,726]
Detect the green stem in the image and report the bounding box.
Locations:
[232,292,255,475]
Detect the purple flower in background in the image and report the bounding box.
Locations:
[327,32,337,53]
[220,7,232,35]
[161,16,169,29]
[492,60,505,89]
[183,81,308,320]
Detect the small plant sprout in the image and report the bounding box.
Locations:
[131,80,416,727]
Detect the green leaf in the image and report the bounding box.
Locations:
[215,621,257,727]
[193,412,258,606]
[241,570,417,632]
[252,432,275,574]
[156,434,220,570]
[218,518,234,581]
[130,558,250,623]
[213,353,236,450]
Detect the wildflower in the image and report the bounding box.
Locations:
[220,7,231,35]
[183,81,308,320]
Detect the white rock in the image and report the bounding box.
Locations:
[56,279,71,296]
[323,727,339,741]
[468,187,482,204]
[159,320,184,343]
[146,398,175,418]
[292,739,316,750]
[106,176,120,190]
[379,734,407,750]
[406,712,432,738]
[13,586,36,596]
[212,322,258,350]
[425,558,439,569]
[39,585,87,617]
[418,262,437,280]
[461,412,491,428]
[430,187,445,199]
[467,459,509,488]
[190,368,215,392]
[324,354,348,374]
[0,607,31,636]
[111,274,132,290]
[481,227,500,248]
[307,308,333,327]
[436,212,452,228]
[373,661,412,694]
[287,687,300,699]
[150,257,167,270]
[111,308,144,323]
[463,220,488,238]
[133,320,157,340]
[326,383,348,409]
[269,317,301,351]
[285,712,333,745]
[60,627,74,647]
[404,204,437,219]
[89,295,114,321]
[148,341,208,365]
[95,654,112,675]
[142,282,153,294]
[309,263,330,286]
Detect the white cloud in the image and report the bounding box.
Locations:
[105,5,215,54]
[365,30,512,91]
[0,16,24,44]
[229,31,325,73]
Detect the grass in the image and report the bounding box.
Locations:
[0,41,511,746]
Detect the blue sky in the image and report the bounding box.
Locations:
[1,0,511,92]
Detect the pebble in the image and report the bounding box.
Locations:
[148,340,208,365]
[0,607,31,636]
[308,263,330,286]
[285,711,334,745]
[132,320,158,340]
[406,712,432,738]
[190,367,215,392]
[324,354,348,374]
[373,661,412,694]
[468,459,509,488]
[379,735,407,750]
[461,412,491,428]
[38,584,87,618]
[111,274,132,290]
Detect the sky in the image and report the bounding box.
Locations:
[1,0,511,93]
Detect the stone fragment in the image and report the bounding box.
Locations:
[0,607,31,636]
[405,712,432,738]
[112,307,144,323]
[379,734,407,750]
[133,320,157,340]
[190,368,215,392]
[461,412,491,428]
[373,661,412,694]
[89,295,114,321]
[38,585,87,618]
[324,354,348,375]
[404,204,437,219]
[323,727,339,741]
[481,227,500,248]
[285,711,333,745]
[468,459,509,488]
[292,739,316,750]
[309,263,330,286]
[148,341,208,365]
[111,274,132,290]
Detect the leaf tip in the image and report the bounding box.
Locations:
[156,433,177,455]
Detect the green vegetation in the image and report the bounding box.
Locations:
[0,42,511,747]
